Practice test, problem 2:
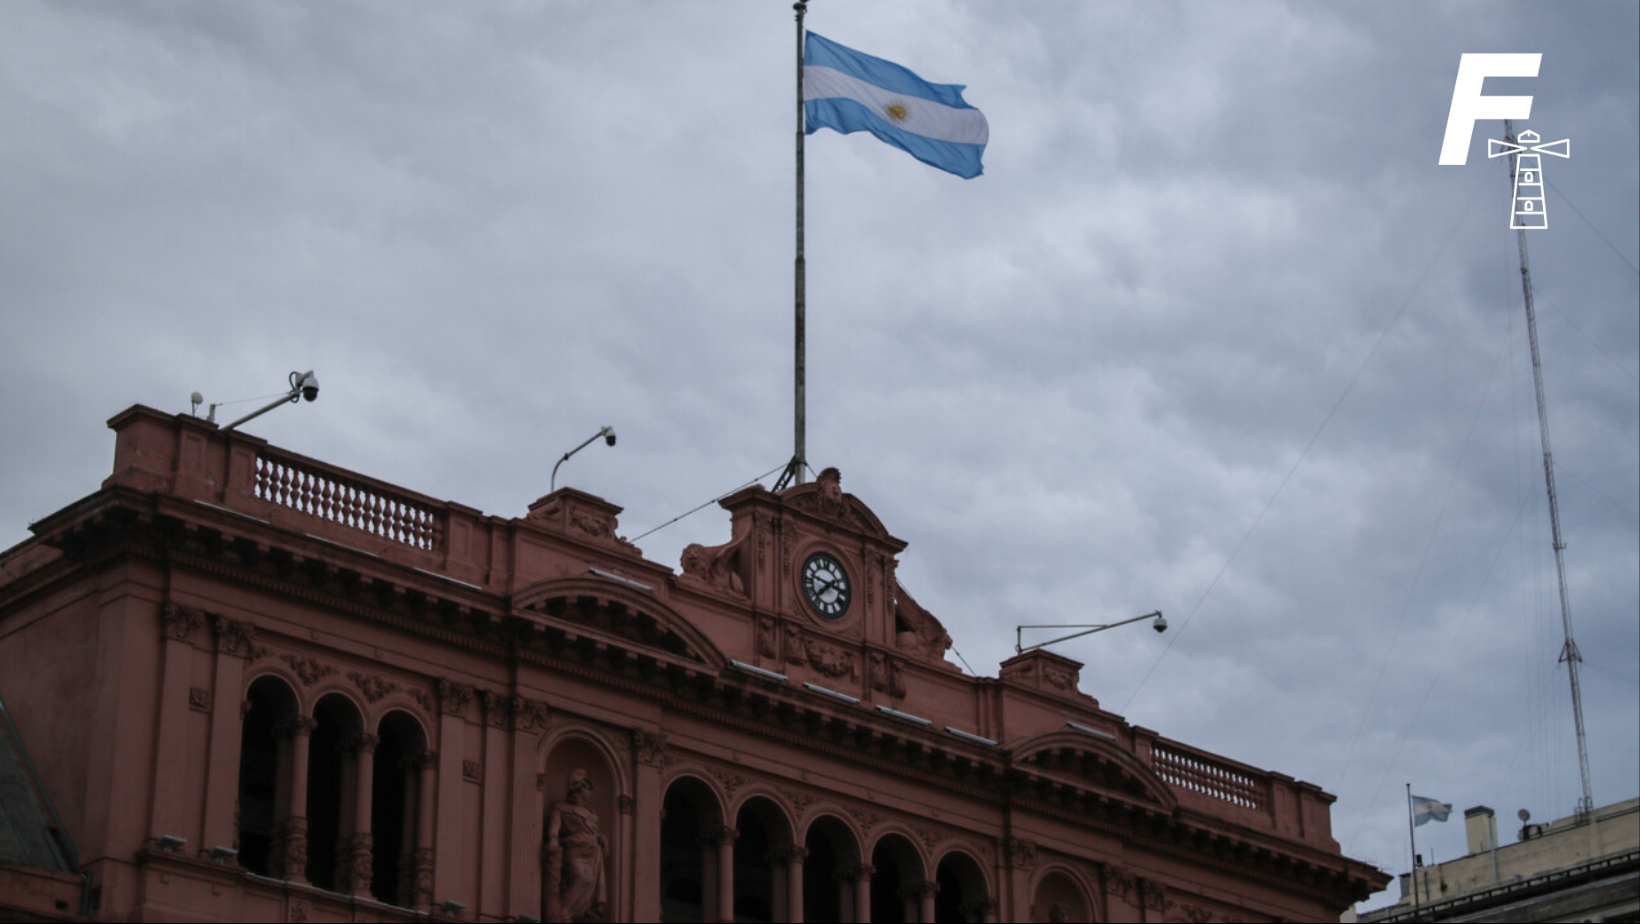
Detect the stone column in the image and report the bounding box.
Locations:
[848,863,874,923]
[276,716,318,883]
[778,846,807,923]
[411,749,438,912]
[347,733,380,897]
[916,880,938,923]
[202,616,253,856]
[714,826,738,924]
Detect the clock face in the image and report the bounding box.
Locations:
[801,552,851,619]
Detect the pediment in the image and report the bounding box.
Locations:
[1009,730,1180,811]
[779,468,903,548]
[512,576,725,668]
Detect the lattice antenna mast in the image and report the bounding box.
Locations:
[1504,119,1593,819]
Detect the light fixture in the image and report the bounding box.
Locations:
[551,426,616,491]
[215,370,321,433]
[208,845,238,863]
[1014,610,1165,654]
[439,899,467,915]
[157,835,187,853]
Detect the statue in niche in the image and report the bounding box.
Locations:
[545,769,608,923]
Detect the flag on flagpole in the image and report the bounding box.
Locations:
[802,32,989,179]
[1411,795,1453,826]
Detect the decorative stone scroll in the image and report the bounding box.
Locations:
[681,531,749,597]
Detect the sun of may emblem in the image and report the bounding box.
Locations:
[884,100,910,123]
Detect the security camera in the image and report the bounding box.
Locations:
[295,370,319,402]
[602,426,616,447]
[1152,614,1167,633]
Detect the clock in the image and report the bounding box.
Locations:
[801,552,851,619]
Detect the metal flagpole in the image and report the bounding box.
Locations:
[776,1,809,492]
[1406,784,1421,916]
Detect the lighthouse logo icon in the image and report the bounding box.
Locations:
[1489,129,1571,230]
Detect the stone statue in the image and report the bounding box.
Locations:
[545,769,608,923]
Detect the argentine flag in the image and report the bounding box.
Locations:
[1411,795,1453,826]
[803,32,988,179]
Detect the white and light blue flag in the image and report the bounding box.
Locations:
[1411,795,1453,826]
[802,32,988,179]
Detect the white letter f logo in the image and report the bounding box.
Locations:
[1439,53,1540,165]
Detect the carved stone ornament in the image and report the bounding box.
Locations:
[618,794,636,816]
[1004,836,1038,870]
[778,787,818,816]
[681,531,749,597]
[287,898,311,924]
[511,696,551,732]
[756,617,778,657]
[462,759,482,782]
[632,730,669,767]
[162,602,205,642]
[802,637,856,679]
[707,765,749,796]
[411,848,435,909]
[349,671,399,703]
[436,678,474,717]
[188,687,213,711]
[1183,904,1215,924]
[1103,865,1135,900]
[479,689,509,727]
[279,654,335,686]
[844,805,882,833]
[1141,879,1169,912]
[1042,664,1076,692]
[783,630,808,665]
[210,614,256,656]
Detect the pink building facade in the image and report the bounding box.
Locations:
[0,407,1386,922]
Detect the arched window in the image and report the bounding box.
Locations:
[370,711,427,905]
[733,797,793,923]
[871,833,924,924]
[661,777,723,923]
[305,693,363,891]
[935,851,989,923]
[803,815,861,924]
[236,676,297,876]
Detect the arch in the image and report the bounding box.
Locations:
[514,577,728,669]
[368,710,428,905]
[934,850,991,923]
[306,691,364,891]
[237,675,298,876]
[541,733,622,924]
[1009,731,1180,812]
[733,795,795,923]
[1030,867,1095,924]
[661,775,726,923]
[869,831,926,924]
[801,813,863,924]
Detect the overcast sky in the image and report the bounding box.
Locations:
[3,1,1635,910]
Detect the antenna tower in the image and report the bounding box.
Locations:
[1504,119,1593,820]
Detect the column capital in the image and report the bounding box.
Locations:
[275,715,318,738]
[344,732,381,755]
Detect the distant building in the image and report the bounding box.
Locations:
[0,406,1387,922]
[1347,798,1639,923]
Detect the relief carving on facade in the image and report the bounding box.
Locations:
[436,678,474,717]
[1102,864,1135,900]
[511,696,551,733]
[1140,879,1169,912]
[1004,836,1039,870]
[348,671,399,703]
[162,602,205,642]
[209,614,256,656]
[1182,903,1215,924]
[545,769,609,924]
[279,654,335,687]
[777,787,818,816]
[802,636,856,679]
[631,730,669,768]
[783,630,807,665]
[411,848,435,909]
[756,617,778,658]
[462,760,482,782]
[1042,664,1076,692]
[479,689,509,728]
[706,765,749,797]
[347,832,374,895]
[844,805,882,833]
[188,687,212,712]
